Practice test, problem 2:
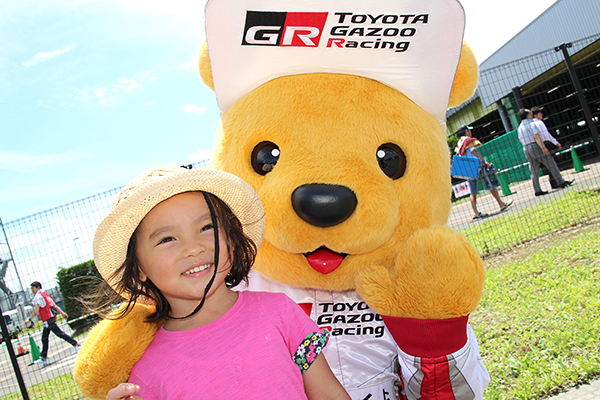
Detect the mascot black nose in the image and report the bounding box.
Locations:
[292,184,357,227]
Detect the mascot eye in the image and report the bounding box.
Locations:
[251,141,280,175]
[377,143,406,180]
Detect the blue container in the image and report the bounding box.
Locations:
[451,156,481,179]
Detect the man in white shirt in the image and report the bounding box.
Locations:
[25,281,80,365]
[531,106,562,189]
[517,109,572,196]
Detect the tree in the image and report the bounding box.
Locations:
[56,260,104,330]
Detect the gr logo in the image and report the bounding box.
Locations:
[242,11,328,47]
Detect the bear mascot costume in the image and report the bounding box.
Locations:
[74,0,490,399]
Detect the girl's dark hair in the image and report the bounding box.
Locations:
[87,191,257,322]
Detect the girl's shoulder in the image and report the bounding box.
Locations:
[242,290,292,305]
[241,291,298,314]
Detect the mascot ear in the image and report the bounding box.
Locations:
[198,40,215,91]
[448,42,479,108]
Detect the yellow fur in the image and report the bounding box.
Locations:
[213,73,453,290]
[75,41,484,397]
[449,42,479,107]
[73,304,163,399]
[198,41,213,90]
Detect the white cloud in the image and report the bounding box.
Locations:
[78,70,156,106]
[188,148,212,163]
[0,150,85,173]
[182,104,208,115]
[179,58,196,70]
[22,44,76,67]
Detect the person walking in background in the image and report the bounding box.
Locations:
[517,109,573,197]
[455,124,512,219]
[24,281,80,366]
[531,106,563,189]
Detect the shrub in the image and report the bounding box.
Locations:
[56,260,103,330]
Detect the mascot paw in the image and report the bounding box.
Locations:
[356,226,484,320]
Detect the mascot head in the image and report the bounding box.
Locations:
[199,0,478,290]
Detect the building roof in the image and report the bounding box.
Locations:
[476,0,600,107]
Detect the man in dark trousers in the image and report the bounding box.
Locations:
[517,108,572,196]
[532,106,562,189]
[24,281,80,365]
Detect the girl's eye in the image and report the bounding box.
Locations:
[200,224,214,233]
[157,237,175,245]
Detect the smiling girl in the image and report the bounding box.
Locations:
[90,166,349,400]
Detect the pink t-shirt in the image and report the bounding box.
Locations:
[129,291,319,399]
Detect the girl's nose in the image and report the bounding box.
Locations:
[182,237,207,257]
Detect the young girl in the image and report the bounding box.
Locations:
[92,166,349,400]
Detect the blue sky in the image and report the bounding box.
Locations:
[0,0,557,222]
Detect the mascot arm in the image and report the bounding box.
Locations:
[73,304,161,399]
[384,317,490,400]
[356,226,489,399]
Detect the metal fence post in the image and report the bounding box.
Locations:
[0,216,26,296]
[555,42,600,157]
[512,86,524,109]
[0,306,30,400]
[496,99,514,134]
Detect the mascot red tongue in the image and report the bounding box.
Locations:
[74,1,490,399]
[306,248,345,274]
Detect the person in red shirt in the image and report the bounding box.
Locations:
[25,281,80,365]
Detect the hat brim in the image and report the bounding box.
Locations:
[93,167,265,303]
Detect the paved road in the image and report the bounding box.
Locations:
[448,161,600,231]
[0,162,597,399]
[0,321,87,398]
[543,377,600,399]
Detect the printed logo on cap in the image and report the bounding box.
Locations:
[205,0,466,123]
[242,11,328,47]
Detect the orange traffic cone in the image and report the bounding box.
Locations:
[15,336,27,357]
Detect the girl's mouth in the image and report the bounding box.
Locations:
[182,264,211,276]
[303,247,347,274]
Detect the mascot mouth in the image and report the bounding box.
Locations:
[304,247,348,274]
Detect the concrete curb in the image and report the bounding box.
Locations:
[542,377,600,399]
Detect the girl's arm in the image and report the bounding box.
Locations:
[302,353,351,400]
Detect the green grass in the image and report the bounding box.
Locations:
[1,374,87,400]
[472,228,600,399]
[461,190,600,255]
[2,190,599,400]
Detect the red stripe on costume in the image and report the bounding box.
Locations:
[382,315,468,358]
[420,356,455,399]
[298,302,313,316]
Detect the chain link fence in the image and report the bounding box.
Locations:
[447,34,600,254]
[0,161,209,399]
[1,36,600,399]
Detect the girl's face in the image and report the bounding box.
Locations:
[135,191,232,317]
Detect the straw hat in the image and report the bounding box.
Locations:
[93,166,266,301]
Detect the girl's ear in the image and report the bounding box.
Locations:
[139,268,147,282]
[198,41,215,91]
[448,41,479,108]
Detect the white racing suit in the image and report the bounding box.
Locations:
[241,272,490,400]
